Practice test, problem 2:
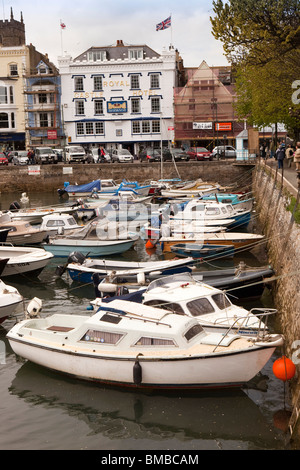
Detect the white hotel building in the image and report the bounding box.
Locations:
[58,40,178,156]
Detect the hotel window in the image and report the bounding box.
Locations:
[74,76,84,91]
[130,74,140,90]
[142,120,150,133]
[95,122,104,135]
[151,97,160,113]
[76,122,84,135]
[11,112,15,128]
[88,51,106,62]
[0,112,9,128]
[75,100,85,115]
[0,87,7,104]
[9,64,18,76]
[132,121,140,134]
[150,74,160,89]
[152,120,160,133]
[131,98,140,114]
[94,76,103,91]
[129,49,143,60]
[85,122,94,135]
[94,99,104,115]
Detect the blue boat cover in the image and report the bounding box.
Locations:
[65,179,101,193]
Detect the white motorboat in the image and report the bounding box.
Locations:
[43,216,139,257]
[63,250,195,282]
[0,246,54,277]
[7,298,283,390]
[40,213,81,237]
[0,278,23,323]
[160,179,222,198]
[0,212,47,245]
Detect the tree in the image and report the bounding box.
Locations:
[210,0,300,137]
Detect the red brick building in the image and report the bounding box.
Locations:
[174,61,246,151]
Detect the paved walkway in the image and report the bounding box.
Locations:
[263,158,300,197]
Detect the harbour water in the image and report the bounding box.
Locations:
[0,191,293,450]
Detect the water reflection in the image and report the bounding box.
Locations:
[9,361,286,450]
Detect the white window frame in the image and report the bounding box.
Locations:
[151,97,161,113]
[150,74,160,89]
[131,98,140,114]
[74,76,84,91]
[129,49,143,60]
[130,74,140,90]
[94,76,103,91]
[94,99,104,115]
[75,100,85,115]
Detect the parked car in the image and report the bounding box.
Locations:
[35,147,57,164]
[111,149,134,163]
[86,148,111,163]
[64,145,86,163]
[0,153,8,165]
[212,146,236,158]
[170,148,190,161]
[187,147,213,161]
[139,148,161,162]
[12,151,29,165]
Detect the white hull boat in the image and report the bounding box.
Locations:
[7,298,283,390]
[0,213,47,245]
[0,246,54,277]
[43,216,139,257]
[0,279,23,323]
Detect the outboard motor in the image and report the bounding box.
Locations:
[55,251,86,277]
[9,201,21,211]
[67,251,86,265]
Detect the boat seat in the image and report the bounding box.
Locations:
[47,326,74,332]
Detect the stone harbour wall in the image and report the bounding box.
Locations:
[252,164,300,441]
[0,161,254,193]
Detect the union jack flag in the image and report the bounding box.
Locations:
[60,22,66,29]
[156,16,171,31]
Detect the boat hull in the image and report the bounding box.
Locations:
[7,336,279,390]
[0,247,54,278]
[43,237,138,257]
[160,235,264,252]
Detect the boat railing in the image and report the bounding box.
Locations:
[212,308,278,351]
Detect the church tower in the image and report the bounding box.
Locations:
[0,8,25,46]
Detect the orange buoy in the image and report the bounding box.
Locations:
[273,356,296,382]
[145,240,155,249]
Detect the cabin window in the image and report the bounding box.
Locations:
[135,337,175,346]
[206,207,220,215]
[221,207,227,214]
[211,293,231,310]
[184,324,204,341]
[186,298,215,316]
[81,329,123,344]
[144,300,185,315]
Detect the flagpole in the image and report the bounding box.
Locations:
[170,13,173,47]
[60,19,64,55]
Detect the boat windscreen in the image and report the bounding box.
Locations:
[146,272,195,292]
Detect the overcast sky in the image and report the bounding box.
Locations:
[5,0,229,68]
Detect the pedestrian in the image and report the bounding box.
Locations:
[270,140,276,158]
[294,142,300,175]
[286,144,294,168]
[260,143,266,159]
[275,144,285,169]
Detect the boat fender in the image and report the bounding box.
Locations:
[137,272,145,284]
[26,297,42,319]
[98,282,117,293]
[133,354,143,385]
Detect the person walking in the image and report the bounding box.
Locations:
[275,144,285,169]
[294,142,300,176]
[286,144,294,168]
